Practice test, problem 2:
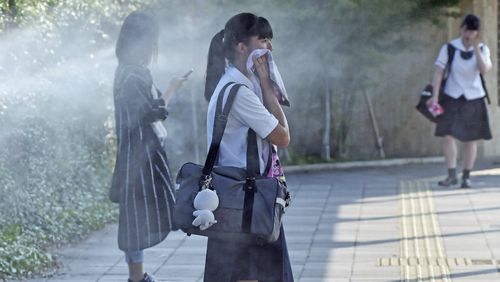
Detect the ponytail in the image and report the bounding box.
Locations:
[204,29,226,101]
[204,13,266,101]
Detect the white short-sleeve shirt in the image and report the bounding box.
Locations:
[207,66,279,174]
[435,37,491,100]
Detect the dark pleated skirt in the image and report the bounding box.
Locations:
[203,225,294,282]
[435,94,492,142]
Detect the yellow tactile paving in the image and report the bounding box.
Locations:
[399,180,451,282]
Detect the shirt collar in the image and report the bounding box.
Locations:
[451,37,473,52]
[226,65,255,92]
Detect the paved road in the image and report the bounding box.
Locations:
[28,162,500,281]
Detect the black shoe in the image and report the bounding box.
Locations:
[461,178,472,189]
[128,273,156,282]
[438,177,458,187]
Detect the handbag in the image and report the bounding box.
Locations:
[416,43,455,123]
[173,82,290,244]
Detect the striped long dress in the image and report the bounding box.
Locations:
[110,64,175,252]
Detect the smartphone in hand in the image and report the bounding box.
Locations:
[182,69,194,79]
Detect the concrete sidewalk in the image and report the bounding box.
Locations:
[28,162,500,282]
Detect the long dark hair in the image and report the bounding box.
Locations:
[116,11,159,66]
[204,13,274,101]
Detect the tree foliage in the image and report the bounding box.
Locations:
[258,0,461,159]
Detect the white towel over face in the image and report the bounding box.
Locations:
[246,49,290,107]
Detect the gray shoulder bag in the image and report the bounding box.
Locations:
[173,82,289,244]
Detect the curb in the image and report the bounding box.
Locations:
[284,156,445,174]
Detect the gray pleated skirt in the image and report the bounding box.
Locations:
[203,225,294,282]
[435,94,492,142]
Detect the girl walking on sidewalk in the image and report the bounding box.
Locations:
[428,14,492,188]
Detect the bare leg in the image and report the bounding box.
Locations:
[463,141,477,170]
[128,263,144,282]
[438,135,459,186]
[443,135,457,169]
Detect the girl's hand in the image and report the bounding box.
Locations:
[426,95,438,107]
[166,76,188,95]
[253,54,271,88]
[473,33,481,48]
[163,69,192,105]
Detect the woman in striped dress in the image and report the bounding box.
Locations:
[110,12,187,282]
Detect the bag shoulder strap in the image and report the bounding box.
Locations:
[479,45,491,104]
[246,129,260,178]
[202,83,243,176]
[201,82,263,182]
[444,43,455,79]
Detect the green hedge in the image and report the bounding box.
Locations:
[0,88,118,279]
[0,1,158,278]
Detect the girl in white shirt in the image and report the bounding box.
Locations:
[428,14,492,188]
[203,13,293,282]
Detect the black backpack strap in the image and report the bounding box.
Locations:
[444,43,455,80]
[480,74,491,104]
[438,43,455,101]
[479,45,491,105]
[201,83,243,182]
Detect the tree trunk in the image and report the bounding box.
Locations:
[5,0,18,29]
[8,0,17,15]
[364,89,385,158]
[322,79,331,161]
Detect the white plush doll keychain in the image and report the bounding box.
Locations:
[192,188,219,230]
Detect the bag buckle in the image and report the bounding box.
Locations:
[245,177,256,191]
